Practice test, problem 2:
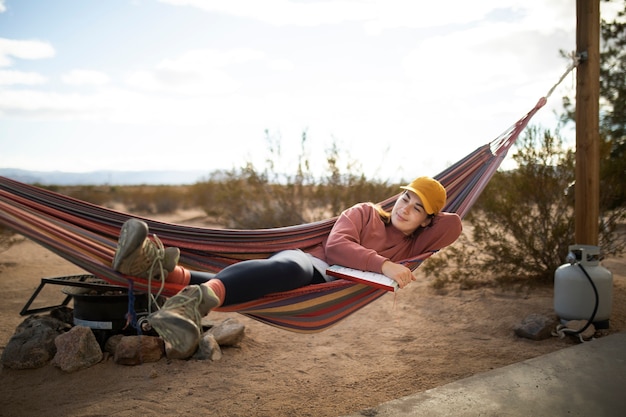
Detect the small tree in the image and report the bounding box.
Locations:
[192,131,398,229]
[316,140,396,216]
[194,130,318,229]
[598,2,626,208]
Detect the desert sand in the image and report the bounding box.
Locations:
[0,212,624,417]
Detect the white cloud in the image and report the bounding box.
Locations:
[157,48,265,71]
[157,0,577,35]
[363,0,514,34]
[158,0,373,26]
[124,68,241,95]
[402,4,577,102]
[0,83,244,126]
[0,89,110,117]
[0,0,5,13]
[123,48,285,95]
[0,38,55,67]
[0,70,46,86]
[267,58,294,71]
[159,0,504,29]
[602,1,624,22]
[61,69,110,86]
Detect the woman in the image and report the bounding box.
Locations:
[112,176,462,358]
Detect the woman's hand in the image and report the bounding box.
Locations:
[381,261,416,289]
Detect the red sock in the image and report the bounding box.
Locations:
[165,266,191,286]
[205,279,226,306]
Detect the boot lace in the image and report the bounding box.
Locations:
[146,234,168,313]
[161,288,203,327]
[147,287,204,351]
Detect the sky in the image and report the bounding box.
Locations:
[0,0,622,183]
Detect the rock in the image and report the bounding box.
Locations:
[15,314,71,334]
[49,306,74,325]
[3,314,246,370]
[194,333,222,361]
[114,335,164,365]
[159,318,245,360]
[1,315,70,369]
[208,318,245,346]
[104,334,124,355]
[51,326,102,372]
[164,340,197,360]
[514,313,558,340]
[200,317,220,330]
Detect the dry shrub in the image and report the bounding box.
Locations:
[423,126,625,289]
[0,226,18,253]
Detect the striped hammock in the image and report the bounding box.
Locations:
[0,97,547,333]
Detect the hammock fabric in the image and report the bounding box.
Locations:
[0,97,547,333]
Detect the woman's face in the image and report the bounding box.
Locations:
[390,190,432,235]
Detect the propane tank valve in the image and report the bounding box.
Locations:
[565,251,577,265]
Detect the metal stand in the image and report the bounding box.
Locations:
[20,274,127,316]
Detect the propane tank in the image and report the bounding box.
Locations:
[554,245,613,329]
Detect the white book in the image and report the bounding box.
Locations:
[326,265,399,292]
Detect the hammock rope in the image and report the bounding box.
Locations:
[545,51,581,100]
[0,61,578,333]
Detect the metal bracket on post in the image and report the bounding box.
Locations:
[577,51,588,62]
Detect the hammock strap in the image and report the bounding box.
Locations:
[545,51,581,100]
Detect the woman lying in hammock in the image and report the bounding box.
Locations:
[112,176,462,358]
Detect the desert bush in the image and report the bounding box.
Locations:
[57,185,190,215]
[193,131,397,229]
[193,131,317,229]
[424,127,574,288]
[0,225,17,252]
[201,163,312,229]
[424,126,625,289]
[313,141,397,214]
[62,185,118,207]
[119,186,187,214]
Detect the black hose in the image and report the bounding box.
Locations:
[563,263,599,336]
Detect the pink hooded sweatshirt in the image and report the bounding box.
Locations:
[307,202,462,274]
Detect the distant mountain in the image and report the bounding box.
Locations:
[0,168,210,186]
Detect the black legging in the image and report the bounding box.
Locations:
[189,250,326,306]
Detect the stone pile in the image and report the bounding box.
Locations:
[1,306,246,372]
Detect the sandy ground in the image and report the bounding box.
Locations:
[0,215,625,417]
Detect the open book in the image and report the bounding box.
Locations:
[326,265,399,292]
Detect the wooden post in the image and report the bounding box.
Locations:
[575,0,600,246]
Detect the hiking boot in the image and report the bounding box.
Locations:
[112,218,180,279]
[148,285,220,359]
